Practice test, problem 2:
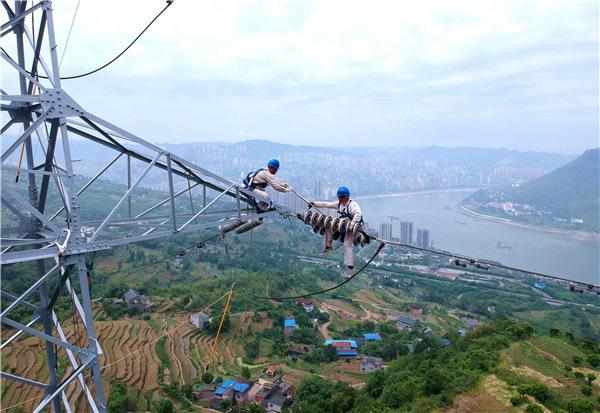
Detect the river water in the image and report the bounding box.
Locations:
[358,190,599,285]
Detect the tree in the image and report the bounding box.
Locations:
[247,403,267,413]
[201,371,214,384]
[549,328,560,337]
[220,399,233,411]
[574,372,585,381]
[241,366,251,380]
[572,355,583,365]
[215,376,223,384]
[580,386,592,397]
[155,399,174,413]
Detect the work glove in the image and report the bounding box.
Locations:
[308,201,315,207]
[283,184,293,192]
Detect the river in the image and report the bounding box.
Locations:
[358,190,599,285]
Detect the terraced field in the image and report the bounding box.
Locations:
[0,315,248,412]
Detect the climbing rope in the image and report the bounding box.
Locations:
[206,284,235,369]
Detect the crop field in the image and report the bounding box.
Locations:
[0,314,250,412]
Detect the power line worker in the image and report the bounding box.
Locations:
[309,186,363,277]
[243,159,293,213]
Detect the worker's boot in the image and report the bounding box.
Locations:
[342,266,355,278]
[319,246,333,255]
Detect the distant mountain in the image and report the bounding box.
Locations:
[467,148,599,232]
[510,148,599,225]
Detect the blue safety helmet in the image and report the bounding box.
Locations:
[337,186,350,197]
[267,159,280,170]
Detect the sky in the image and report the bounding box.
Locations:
[5,0,599,153]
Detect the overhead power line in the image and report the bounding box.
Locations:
[3,0,174,80]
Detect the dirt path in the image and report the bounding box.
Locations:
[319,311,332,340]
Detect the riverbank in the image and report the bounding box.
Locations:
[355,187,478,201]
[458,204,600,241]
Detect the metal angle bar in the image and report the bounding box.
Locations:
[0,1,43,31]
[65,124,242,201]
[178,184,236,231]
[1,185,61,233]
[1,194,28,222]
[1,317,85,354]
[83,111,238,189]
[89,151,162,242]
[0,371,49,388]
[0,245,59,264]
[0,263,57,318]
[0,314,40,350]
[0,49,47,91]
[32,358,94,413]
[135,182,200,218]
[21,12,55,86]
[1,291,39,310]
[49,152,122,221]
[73,255,106,410]
[1,165,68,177]
[1,114,18,133]
[51,310,101,413]
[1,111,48,162]
[0,94,40,102]
[27,9,46,95]
[0,237,54,247]
[83,211,277,250]
[166,154,177,232]
[61,392,74,413]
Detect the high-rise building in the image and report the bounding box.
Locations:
[416,229,430,249]
[400,221,413,244]
[379,223,393,241]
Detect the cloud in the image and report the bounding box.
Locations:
[2,0,598,153]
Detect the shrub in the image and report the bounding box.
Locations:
[525,404,543,413]
[510,396,525,406]
[580,386,592,397]
[566,398,594,413]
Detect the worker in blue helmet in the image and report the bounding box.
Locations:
[243,159,293,212]
[309,186,364,277]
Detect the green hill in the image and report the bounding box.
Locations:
[510,148,599,229]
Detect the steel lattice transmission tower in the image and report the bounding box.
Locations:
[1,1,274,411]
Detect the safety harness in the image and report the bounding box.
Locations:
[242,168,267,190]
[337,200,363,240]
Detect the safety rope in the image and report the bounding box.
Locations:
[236,242,386,300]
[206,284,235,369]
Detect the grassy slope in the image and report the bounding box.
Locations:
[441,334,600,412]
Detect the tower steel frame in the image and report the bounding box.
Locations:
[1,1,275,411]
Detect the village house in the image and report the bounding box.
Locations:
[460,316,482,330]
[213,379,251,403]
[295,297,315,313]
[410,306,424,315]
[266,390,287,412]
[324,339,358,357]
[360,356,383,373]
[396,315,417,330]
[283,317,297,336]
[122,288,152,313]
[190,311,210,329]
[362,333,382,342]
